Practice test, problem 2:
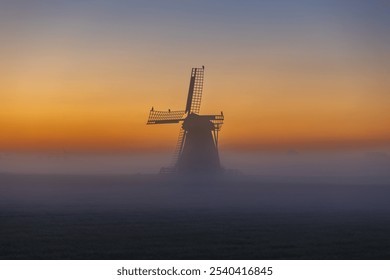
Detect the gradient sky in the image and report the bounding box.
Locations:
[1,0,389,152]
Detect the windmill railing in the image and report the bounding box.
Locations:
[202,114,224,131]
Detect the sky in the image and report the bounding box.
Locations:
[1,0,389,153]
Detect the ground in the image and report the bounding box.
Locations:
[1,174,390,259]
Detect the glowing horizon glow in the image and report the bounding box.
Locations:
[1,1,389,152]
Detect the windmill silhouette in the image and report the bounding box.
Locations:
[147,66,224,175]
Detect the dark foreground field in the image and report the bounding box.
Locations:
[1,174,390,259]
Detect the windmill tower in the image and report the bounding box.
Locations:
[147,66,224,175]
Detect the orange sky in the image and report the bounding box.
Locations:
[1,1,389,153]
[1,62,389,152]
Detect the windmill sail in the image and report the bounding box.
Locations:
[173,67,204,168]
[172,128,186,165]
[185,67,204,114]
[147,109,186,124]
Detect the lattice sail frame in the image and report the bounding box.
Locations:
[147,109,186,124]
[185,67,204,114]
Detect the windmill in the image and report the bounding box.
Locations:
[147,66,224,175]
